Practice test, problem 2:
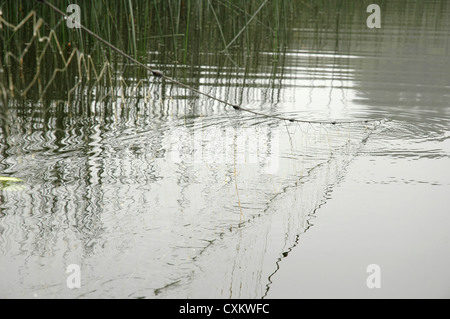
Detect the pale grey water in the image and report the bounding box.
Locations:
[0,1,449,298]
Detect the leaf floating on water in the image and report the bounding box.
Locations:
[0,176,23,182]
[0,176,25,191]
[0,176,23,183]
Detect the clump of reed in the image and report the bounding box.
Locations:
[1,0,298,66]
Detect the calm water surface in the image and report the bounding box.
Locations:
[0,1,449,298]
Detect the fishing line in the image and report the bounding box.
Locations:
[35,0,385,126]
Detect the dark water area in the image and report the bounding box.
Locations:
[0,0,449,298]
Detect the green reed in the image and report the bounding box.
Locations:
[0,0,295,65]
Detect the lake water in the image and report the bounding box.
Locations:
[0,0,449,298]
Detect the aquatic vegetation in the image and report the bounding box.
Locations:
[0,0,448,299]
[0,176,24,191]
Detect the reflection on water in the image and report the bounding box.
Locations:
[1,0,449,298]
